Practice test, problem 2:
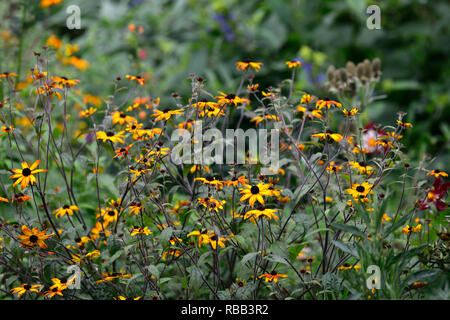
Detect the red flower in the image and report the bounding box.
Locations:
[418,177,449,211]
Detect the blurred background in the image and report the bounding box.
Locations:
[1,0,449,166]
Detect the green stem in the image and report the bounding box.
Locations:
[15,4,27,89]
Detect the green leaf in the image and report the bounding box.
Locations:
[330,223,366,239]
[331,240,359,258]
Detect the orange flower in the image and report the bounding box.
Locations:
[17,225,53,249]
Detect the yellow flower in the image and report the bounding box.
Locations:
[381,213,392,223]
[259,271,288,283]
[40,0,63,8]
[244,208,279,221]
[236,59,263,72]
[345,182,374,199]
[215,91,249,106]
[112,111,137,125]
[349,161,374,174]
[239,183,273,208]
[316,98,342,109]
[53,204,80,218]
[11,284,41,297]
[79,107,97,118]
[343,108,358,116]
[151,108,184,121]
[427,170,448,178]
[126,75,145,86]
[326,162,343,173]
[311,131,343,142]
[396,120,412,128]
[286,60,301,68]
[96,130,126,144]
[130,226,152,236]
[10,160,47,190]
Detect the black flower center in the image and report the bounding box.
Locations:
[29,235,38,243]
[24,284,31,290]
[106,131,115,137]
[250,186,260,194]
[356,186,365,193]
[225,94,236,100]
[120,113,126,118]
[270,271,277,276]
[22,168,31,176]
[63,204,70,209]
[206,176,214,181]
[107,211,115,216]
[435,170,440,173]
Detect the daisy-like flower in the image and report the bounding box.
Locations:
[116,296,143,300]
[326,162,343,173]
[114,144,133,159]
[259,271,288,283]
[247,84,259,92]
[338,263,361,271]
[0,72,18,79]
[128,202,142,215]
[151,108,184,121]
[112,111,137,125]
[44,287,64,298]
[381,213,392,223]
[50,278,69,291]
[79,107,97,118]
[40,0,63,8]
[236,59,263,72]
[96,131,126,144]
[223,176,248,188]
[130,226,152,236]
[316,97,342,109]
[343,108,358,117]
[215,91,249,106]
[11,193,31,203]
[126,75,145,86]
[194,176,223,189]
[427,170,448,178]
[244,208,279,221]
[11,284,41,297]
[349,161,374,174]
[97,207,118,226]
[286,60,301,68]
[190,164,210,174]
[51,76,80,88]
[345,182,374,199]
[1,125,13,134]
[250,114,279,127]
[162,249,182,261]
[198,105,226,118]
[18,225,53,249]
[53,204,80,218]
[402,224,422,234]
[198,197,226,213]
[296,104,324,120]
[10,160,47,190]
[187,229,211,248]
[90,221,111,241]
[310,131,343,142]
[239,183,273,207]
[96,270,132,283]
[396,120,412,128]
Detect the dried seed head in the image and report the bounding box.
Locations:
[326,65,336,82]
[338,68,348,82]
[372,58,381,72]
[363,59,372,78]
[356,62,365,79]
[346,61,356,76]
